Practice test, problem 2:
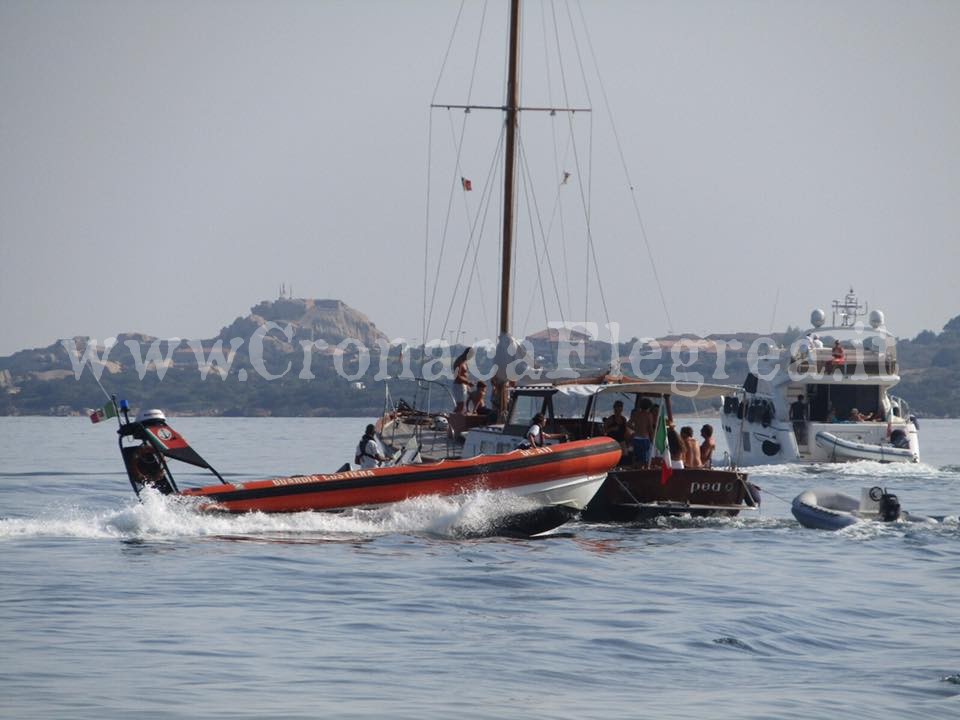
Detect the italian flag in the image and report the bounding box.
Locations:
[89,401,117,424]
[654,408,672,485]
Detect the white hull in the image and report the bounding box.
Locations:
[814,431,918,464]
[722,416,920,466]
[517,473,609,510]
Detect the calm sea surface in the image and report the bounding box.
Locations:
[1,416,958,719]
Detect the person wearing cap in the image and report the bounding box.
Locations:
[355,424,387,468]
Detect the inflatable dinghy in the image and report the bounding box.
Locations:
[814,431,917,464]
[792,486,934,530]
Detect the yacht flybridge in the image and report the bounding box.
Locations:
[721,289,920,465]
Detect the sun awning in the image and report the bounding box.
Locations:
[546,381,737,400]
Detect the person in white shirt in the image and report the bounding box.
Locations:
[355,424,386,469]
[524,413,565,448]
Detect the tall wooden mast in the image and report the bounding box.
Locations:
[495,0,521,420]
[499,0,520,339]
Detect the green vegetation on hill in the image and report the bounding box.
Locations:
[1,300,958,417]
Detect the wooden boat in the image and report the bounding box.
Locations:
[383,376,760,522]
[116,408,620,520]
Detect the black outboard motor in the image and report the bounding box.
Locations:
[869,485,901,522]
[878,491,901,522]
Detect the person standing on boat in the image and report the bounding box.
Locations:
[830,340,846,374]
[680,426,702,468]
[699,424,716,468]
[452,357,473,414]
[790,394,808,444]
[667,425,684,469]
[356,424,387,469]
[629,398,655,467]
[603,400,628,446]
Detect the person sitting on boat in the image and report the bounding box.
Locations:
[829,340,846,374]
[680,426,702,468]
[452,359,474,414]
[466,381,488,414]
[522,413,565,449]
[699,424,715,468]
[628,398,655,467]
[667,425,684,469]
[848,408,874,422]
[603,400,628,445]
[355,424,387,469]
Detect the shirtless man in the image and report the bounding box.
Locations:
[699,424,716,468]
[628,398,655,467]
[452,359,473,414]
[603,400,628,445]
[680,426,702,468]
[466,381,488,414]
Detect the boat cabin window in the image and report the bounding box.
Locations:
[806,384,881,422]
[504,392,553,436]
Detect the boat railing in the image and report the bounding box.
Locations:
[790,347,897,376]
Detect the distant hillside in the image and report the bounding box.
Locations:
[0,303,957,417]
[0,298,392,417]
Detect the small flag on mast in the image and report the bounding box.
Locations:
[561,171,571,185]
[461,177,472,191]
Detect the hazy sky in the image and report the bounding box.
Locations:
[2,0,958,355]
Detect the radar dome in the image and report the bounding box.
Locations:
[810,308,826,328]
[869,309,885,329]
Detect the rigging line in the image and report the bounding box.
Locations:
[430,0,467,105]
[456,129,506,338]
[540,0,572,312]
[422,109,435,346]
[425,3,490,342]
[559,0,611,331]
[424,0,467,344]
[526,141,568,330]
[517,135,568,334]
[425,109,471,342]
[547,0,597,325]
[516,140,550,335]
[519,136,574,334]
[443,123,506,342]
[573,0,675,333]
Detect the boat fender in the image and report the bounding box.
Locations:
[747,402,758,424]
[761,440,781,456]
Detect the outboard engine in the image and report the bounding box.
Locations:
[890,428,910,449]
[869,485,901,522]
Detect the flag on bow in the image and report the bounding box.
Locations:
[89,401,117,424]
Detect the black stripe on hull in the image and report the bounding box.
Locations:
[186,440,619,504]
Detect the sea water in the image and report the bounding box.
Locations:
[1,416,958,720]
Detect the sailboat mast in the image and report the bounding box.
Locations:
[498,0,520,338]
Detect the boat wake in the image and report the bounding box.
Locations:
[739,460,950,479]
[0,489,570,543]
